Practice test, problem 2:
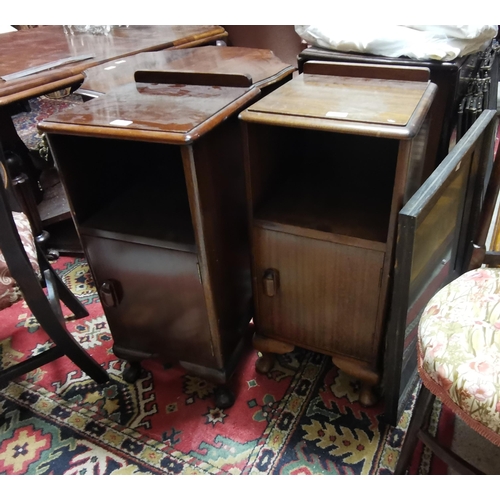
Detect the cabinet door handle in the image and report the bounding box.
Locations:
[100,280,121,308]
[263,269,279,297]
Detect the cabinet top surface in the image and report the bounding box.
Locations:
[39,81,259,143]
[240,73,434,136]
[80,46,295,95]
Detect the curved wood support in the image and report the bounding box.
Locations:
[252,332,294,354]
[358,383,379,407]
[331,354,380,407]
[255,352,276,374]
[252,332,294,374]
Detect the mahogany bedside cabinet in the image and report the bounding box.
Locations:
[239,61,437,406]
[38,53,294,408]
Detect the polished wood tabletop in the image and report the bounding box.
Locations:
[39,81,260,144]
[0,25,227,105]
[78,46,296,97]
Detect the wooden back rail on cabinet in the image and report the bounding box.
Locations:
[78,46,296,99]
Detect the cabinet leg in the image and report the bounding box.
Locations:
[358,382,379,407]
[255,352,276,374]
[122,361,142,383]
[214,385,235,409]
[331,354,380,407]
[252,332,294,374]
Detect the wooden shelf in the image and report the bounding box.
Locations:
[254,168,392,251]
[80,182,196,252]
[38,169,71,226]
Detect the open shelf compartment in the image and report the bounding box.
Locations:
[249,125,399,250]
[49,134,196,252]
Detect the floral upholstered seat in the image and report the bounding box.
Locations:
[418,267,500,446]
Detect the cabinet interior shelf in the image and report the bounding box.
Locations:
[80,181,196,252]
[246,125,399,251]
[253,166,393,251]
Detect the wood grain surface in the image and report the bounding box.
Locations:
[0,25,227,104]
[241,72,436,139]
[80,46,295,95]
[39,82,260,144]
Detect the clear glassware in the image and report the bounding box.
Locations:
[63,25,111,35]
[85,25,111,35]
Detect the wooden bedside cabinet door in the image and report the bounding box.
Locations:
[82,235,215,367]
[252,227,385,362]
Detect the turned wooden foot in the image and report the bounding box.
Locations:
[122,361,142,383]
[252,332,294,375]
[331,354,380,407]
[214,385,235,409]
[255,352,276,374]
[359,383,378,407]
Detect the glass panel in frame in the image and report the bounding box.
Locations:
[382,110,497,426]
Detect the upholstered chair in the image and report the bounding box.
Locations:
[395,137,500,474]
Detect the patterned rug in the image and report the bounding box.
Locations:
[11,94,84,151]
[0,257,453,475]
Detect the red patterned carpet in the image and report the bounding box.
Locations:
[0,257,453,475]
[11,94,84,151]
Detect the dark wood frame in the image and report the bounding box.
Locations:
[382,109,498,425]
[0,149,109,385]
[395,112,500,474]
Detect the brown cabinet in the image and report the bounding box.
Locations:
[240,62,437,406]
[38,47,294,407]
[297,47,498,182]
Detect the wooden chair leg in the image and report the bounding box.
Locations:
[0,181,108,385]
[0,109,43,203]
[417,428,484,475]
[37,246,88,319]
[47,319,109,384]
[394,384,435,474]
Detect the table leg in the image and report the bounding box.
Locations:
[0,106,44,203]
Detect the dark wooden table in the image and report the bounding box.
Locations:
[0,25,227,252]
[0,25,227,105]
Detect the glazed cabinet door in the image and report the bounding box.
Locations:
[252,227,385,362]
